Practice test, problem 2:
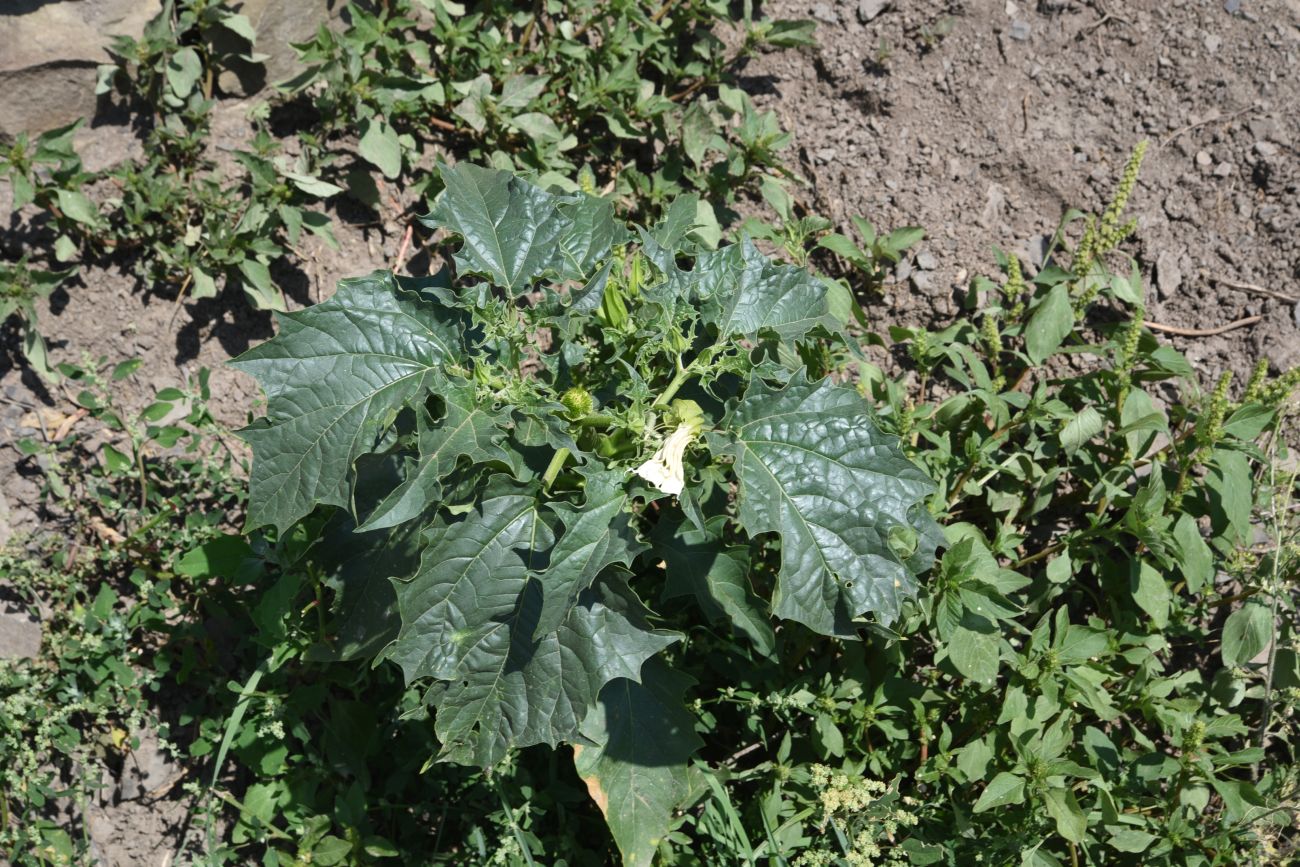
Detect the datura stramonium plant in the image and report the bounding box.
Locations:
[233,163,942,863]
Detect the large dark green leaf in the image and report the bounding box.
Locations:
[434,575,678,767]
[575,660,705,866]
[652,514,774,655]
[358,382,517,532]
[708,371,940,636]
[231,271,461,532]
[696,239,837,341]
[387,482,551,684]
[304,510,422,663]
[422,163,618,293]
[388,479,677,767]
[535,465,645,635]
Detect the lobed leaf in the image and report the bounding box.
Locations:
[534,465,645,636]
[231,271,461,533]
[653,514,774,655]
[388,478,677,767]
[575,661,705,866]
[422,163,620,293]
[358,382,517,531]
[708,371,941,636]
[432,573,679,767]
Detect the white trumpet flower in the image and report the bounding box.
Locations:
[633,423,699,497]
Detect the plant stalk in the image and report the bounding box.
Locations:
[542,447,570,491]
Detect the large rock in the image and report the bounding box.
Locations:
[0,607,42,660]
[0,1,344,138]
[217,0,343,95]
[0,0,161,140]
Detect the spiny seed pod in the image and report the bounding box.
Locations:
[560,386,593,418]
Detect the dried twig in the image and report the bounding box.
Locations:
[723,742,763,766]
[651,0,680,24]
[167,271,194,328]
[1160,105,1256,148]
[145,768,189,802]
[1209,274,1300,305]
[89,516,127,545]
[1145,315,1262,337]
[51,407,89,442]
[392,223,414,274]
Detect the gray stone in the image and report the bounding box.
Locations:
[980,183,1007,228]
[1008,19,1032,41]
[916,250,939,270]
[215,0,342,96]
[0,0,161,139]
[1204,34,1221,53]
[118,729,179,800]
[1248,117,1283,144]
[1195,150,1213,167]
[1027,234,1053,268]
[1214,161,1234,177]
[857,0,889,23]
[1156,250,1182,299]
[0,490,9,550]
[812,3,839,25]
[0,608,41,660]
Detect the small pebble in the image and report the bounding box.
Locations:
[1008,19,1031,40]
[916,251,939,270]
[812,3,839,25]
[1214,162,1234,177]
[1205,34,1222,52]
[1195,150,1213,167]
[1156,250,1182,299]
[1255,141,1278,157]
[857,0,889,23]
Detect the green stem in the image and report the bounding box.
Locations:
[207,658,268,856]
[492,776,537,866]
[652,361,694,409]
[542,447,570,491]
[653,348,717,410]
